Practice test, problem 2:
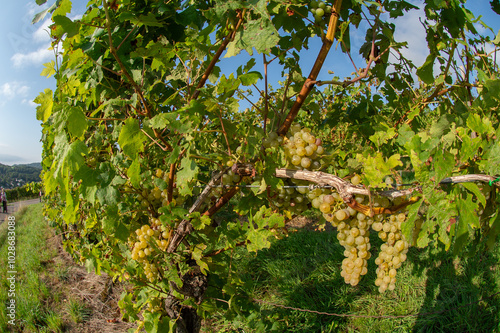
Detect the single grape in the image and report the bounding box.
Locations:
[301,157,312,168]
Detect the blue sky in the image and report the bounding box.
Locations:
[0,1,498,166]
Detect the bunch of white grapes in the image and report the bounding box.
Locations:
[371,213,409,293]
[309,1,333,23]
[133,169,185,210]
[129,219,171,283]
[305,169,410,293]
[337,210,373,286]
[284,124,325,170]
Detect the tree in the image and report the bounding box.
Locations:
[35,0,500,331]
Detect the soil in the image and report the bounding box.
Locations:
[41,232,136,333]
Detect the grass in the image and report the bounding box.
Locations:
[0,204,57,332]
[0,204,135,333]
[203,228,500,332]
[66,298,91,324]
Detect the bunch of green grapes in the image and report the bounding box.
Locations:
[309,1,333,23]
[262,132,284,149]
[371,213,409,293]
[129,218,171,283]
[337,215,373,286]
[284,124,325,170]
[133,169,185,210]
[205,169,241,205]
[332,195,373,285]
[272,182,310,214]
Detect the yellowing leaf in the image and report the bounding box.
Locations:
[41,61,56,78]
[357,153,402,188]
[34,89,54,122]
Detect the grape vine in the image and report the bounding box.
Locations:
[34,0,500,332]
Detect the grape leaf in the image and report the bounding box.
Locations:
[118,118,146,159]
[127,159,141,187]
[53,15,79,38]
[416,53,435,84]
[357,153,402,188]
[41,61,56,78]
[34,89,54,122]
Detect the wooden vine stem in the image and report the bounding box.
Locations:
[277,0,343,136]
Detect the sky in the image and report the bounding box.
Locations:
[0,0,498,166]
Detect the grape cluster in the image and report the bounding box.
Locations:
[372,213,409,293]
[129,220,170,283]
[284,124,325,170]
[132,169,185,210]
[309,1,333,23]
[266,124,411,292]
[337,210,373,285]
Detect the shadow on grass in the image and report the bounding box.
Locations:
[237,229,500,332]
[409,244,500,333]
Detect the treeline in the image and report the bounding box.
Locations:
[0,163,42,189]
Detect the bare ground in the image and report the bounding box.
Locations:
[41,232,136,333]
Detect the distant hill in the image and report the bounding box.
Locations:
[0,163,42,189]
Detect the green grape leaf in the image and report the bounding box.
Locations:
[143,311,162,333]
[357,153,402,188]
[454,193,479,254]
[34,88,54,122]
[53,15,79,38]
[127,159,141,187]
[52,0,71,17]
[478,140,500,175]
[176,157,199,196]
[226,19,279,57]
[459,182,486,208]
[191,244,209,275]
[54,136,87,176]
[67,106,88,138]
[416,53,435,84]
[494,28,500,45]
[466,113,495,135]
[239,71,263,86]
[118,118,146,159]
[97,186,120,206]
[369,127,396,148]
[395,123,415,146]
[433,150,454,183]
[458,127,482,161]
[246,229,273,252]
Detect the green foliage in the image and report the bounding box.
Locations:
[35,0,500,331]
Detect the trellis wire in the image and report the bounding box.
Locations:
[194,178,489,189]
[251,290,500,319]
[209,290,500,320]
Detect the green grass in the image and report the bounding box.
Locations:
[0,204,58,332]
[204,229,500,332]
[66,298,91,324]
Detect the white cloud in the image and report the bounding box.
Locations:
[0,82,30,100]
[22,99,38,108]
[392,6,428,67]
[11,44,54,68]
[33,19,52,44]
